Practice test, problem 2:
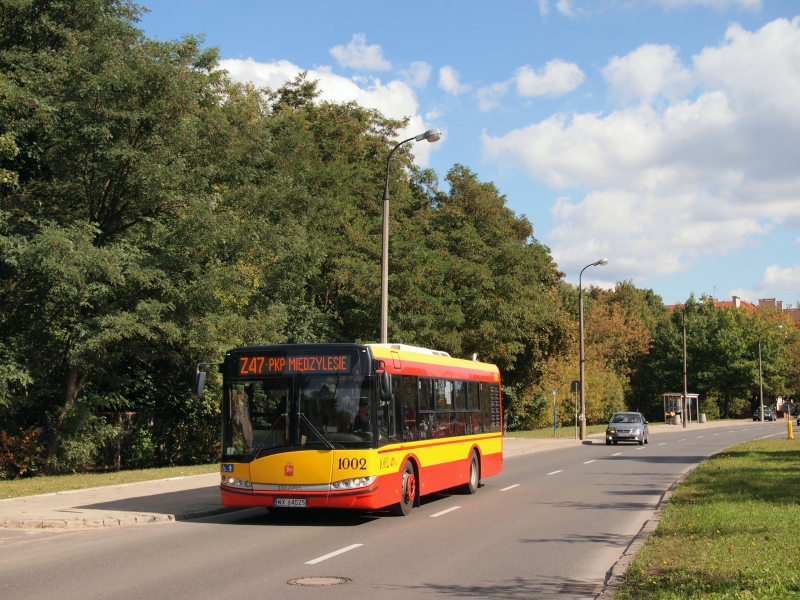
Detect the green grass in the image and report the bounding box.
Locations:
[616,439,800,599]
[0,463,220,500]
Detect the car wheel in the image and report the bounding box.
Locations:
[638,436,644,445]
[645,435,649,444]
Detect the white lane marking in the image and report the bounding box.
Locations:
[583,460,596,464]
[430,506,461,518]
[743,429,749,431]
[755,433,780,441]
[697,436,704,438]
[714,433,720,436]
[548,470,563,475]
[729,430,736,432]
[636,447,645,450]
[679,439,686,441]
[305,544,363,565]
[658,443,666,446]
[500,484,520,492]
[612,453,622,456]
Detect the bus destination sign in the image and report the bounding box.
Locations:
[237,354,351,376]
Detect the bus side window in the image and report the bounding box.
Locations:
[401,375,418,441]
[467,381,480,435]
[480,383,493,433]
[418,378,435,440]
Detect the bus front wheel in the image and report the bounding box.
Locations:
[392,460,416,516]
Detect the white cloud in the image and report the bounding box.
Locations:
[425,107,443,120]
[400,61,432,88]
[220,58,438,166]
[329,33,391,71]
[538,0,549,16]
[438,66,470,95]
[516,59,585,97]
[731,265,800,303]
[656,0,761,10]
[603,44,692,100]
[483,17,800,280]
[556,0,576,17]
[476,81,511,111]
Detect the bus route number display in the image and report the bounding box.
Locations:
[238,354,351,375]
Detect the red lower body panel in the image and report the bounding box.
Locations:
[220,448,503,511]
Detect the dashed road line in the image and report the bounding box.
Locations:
[306,544,363,565]
[658,443,666,446]
[697,436,704,438]
[500,484,520,492]
[636,447,645,450]
[583,460,596,464]
[430,506,461,518]
[713,433,719,436]
[612,453,622,456]
[548,470,563,475]
[678,439,686,441]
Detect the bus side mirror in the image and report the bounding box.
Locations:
[380,373,392,402]
[193,367,206,400]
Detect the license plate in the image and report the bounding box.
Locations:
[275,498,306,508]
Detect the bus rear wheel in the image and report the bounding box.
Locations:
[392,460,416,516]
[460,452,479,494]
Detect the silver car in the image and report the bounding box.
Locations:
[606,412,649,445]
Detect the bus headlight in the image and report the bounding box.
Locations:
[331,476,376,491]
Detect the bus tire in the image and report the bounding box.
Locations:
[461,452,479,495]
[392,460,416,516]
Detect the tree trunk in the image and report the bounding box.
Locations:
[43,369,88,474]
[724,391,730,419]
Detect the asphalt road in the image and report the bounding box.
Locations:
[0,421,784,600]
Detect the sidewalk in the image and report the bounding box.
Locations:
[0,419,768,529]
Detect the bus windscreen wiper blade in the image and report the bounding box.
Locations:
[297,412,335,450]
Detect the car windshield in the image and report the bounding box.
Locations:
[611,413,641,424]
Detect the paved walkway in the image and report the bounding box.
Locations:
[0,418,769,529]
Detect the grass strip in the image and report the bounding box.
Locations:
[0,463,220,500]
[616,438,800,599]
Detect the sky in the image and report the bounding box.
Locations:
[139,0,800,306]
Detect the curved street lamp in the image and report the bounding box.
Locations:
[758,324,784,422]
[579,258,608,440]
[380,128,442,343]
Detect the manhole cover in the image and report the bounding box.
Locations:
[287,577,351,586]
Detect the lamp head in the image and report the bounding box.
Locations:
[597,258,608,266]
[776,325,784,330]
[416,128,442,143]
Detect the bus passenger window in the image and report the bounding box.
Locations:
[419,378,433,411]
[466,382,479,410]
[419,412,435,440]
[435,380,452,411]
[401,375,418,441]
[480,383,493,433]
[454,381,467,410]
[455,411,471,435]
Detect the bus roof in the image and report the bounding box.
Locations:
[369,343,500,382]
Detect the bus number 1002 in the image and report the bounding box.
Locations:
[338,458,366,470]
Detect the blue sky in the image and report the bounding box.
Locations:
[140,0,800,306]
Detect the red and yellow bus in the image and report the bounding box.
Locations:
[197,343,502,516]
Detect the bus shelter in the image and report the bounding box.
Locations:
[663,393,700,424]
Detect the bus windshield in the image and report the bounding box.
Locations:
[224,375,375,459]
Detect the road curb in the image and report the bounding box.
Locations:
[595,465,698,599]
[0,505,244,529]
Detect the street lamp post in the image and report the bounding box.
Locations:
[758,324,784,422]
[682,308,688,428]
[380,128,442,344]
[579,258,608,440]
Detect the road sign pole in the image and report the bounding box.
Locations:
[552,390,557,437]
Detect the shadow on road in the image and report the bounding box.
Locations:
[382,576,602,599]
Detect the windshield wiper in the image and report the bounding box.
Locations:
[297,412,335,450]
[249,413,288,456]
